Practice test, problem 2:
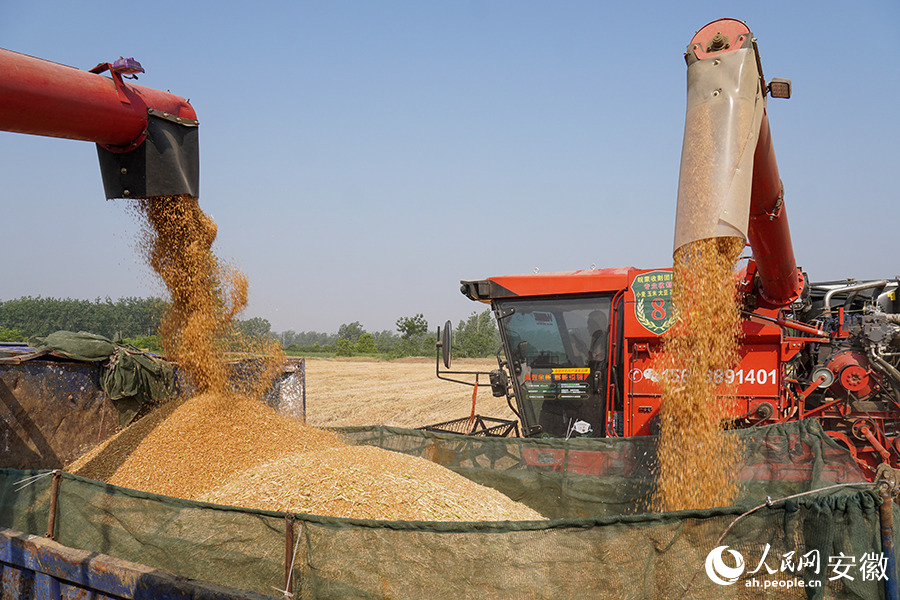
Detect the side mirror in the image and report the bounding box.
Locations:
[489,369,507,397]
[436,320,452,369]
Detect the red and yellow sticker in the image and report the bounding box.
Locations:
[523,368,590,382]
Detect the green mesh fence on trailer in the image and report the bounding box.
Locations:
[336,419,869,519]
[0,419,895,599]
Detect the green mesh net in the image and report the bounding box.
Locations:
[0,419,895,599]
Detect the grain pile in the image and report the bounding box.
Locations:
[68,391,346,498]
[202,445,545,521]
[652,236,744,512]
[68,194,541,521]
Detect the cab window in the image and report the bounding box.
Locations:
[497,296,612,437]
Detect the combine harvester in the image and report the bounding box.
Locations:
[443,18,900,483]
[2,20,899,599]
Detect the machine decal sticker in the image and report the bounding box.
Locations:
[631,270,676,334]
[524,368,590,381]
[524,369,591,400]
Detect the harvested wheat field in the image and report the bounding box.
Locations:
[303,357,516,429]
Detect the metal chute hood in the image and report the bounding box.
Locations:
[673,19,801,306]
[673,20,763,251]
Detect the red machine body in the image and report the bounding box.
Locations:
[455,20,900,480]
[0,48,199,199]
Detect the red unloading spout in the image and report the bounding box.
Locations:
[747,110,803,306]
[674,18,802,307]
[0,48,199,199]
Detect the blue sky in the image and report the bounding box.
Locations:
[2,1,898,335]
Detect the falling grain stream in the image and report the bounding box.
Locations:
[652,237,744,512]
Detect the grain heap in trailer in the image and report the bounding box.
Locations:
[0,48,203,469]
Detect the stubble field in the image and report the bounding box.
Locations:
[302,357,517,429]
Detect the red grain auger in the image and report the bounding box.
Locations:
[0,48,198,199]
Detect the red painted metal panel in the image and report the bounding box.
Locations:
[624,342,782,437]
[487,267,635,298]
[687,18,752,62]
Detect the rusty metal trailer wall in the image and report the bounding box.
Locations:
[0,361,119,470]
[0,355,306,472]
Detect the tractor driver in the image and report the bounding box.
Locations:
[587,310,609,396]
[587,310,608,363]
[537,310,609,437]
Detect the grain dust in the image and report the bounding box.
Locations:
[132,196,283,394]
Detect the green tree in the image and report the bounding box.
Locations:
[355,332,377,354]
[396,314,428,339]
[122,334,163,353]
[455,310,500,358]
[295,331,334,346]
[335,338,354,356]
[371,330,399,353]
[0,296,168,339]
[388,314,432,358]
[235,317,272,339]
[0,326,25,342]
[337,321,365,344]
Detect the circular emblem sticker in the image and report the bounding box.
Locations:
[631,270,676,334]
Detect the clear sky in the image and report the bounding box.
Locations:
[2,1,898,336]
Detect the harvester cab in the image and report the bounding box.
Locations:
[438,18,900,479]
[459,269,626,438]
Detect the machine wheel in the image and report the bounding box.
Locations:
[825,430,859,463]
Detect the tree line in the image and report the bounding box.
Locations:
[0,297,501,359]
[0,296,167,342]
[276,311,500,358]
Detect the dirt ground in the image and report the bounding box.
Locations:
[302,357,517,430]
